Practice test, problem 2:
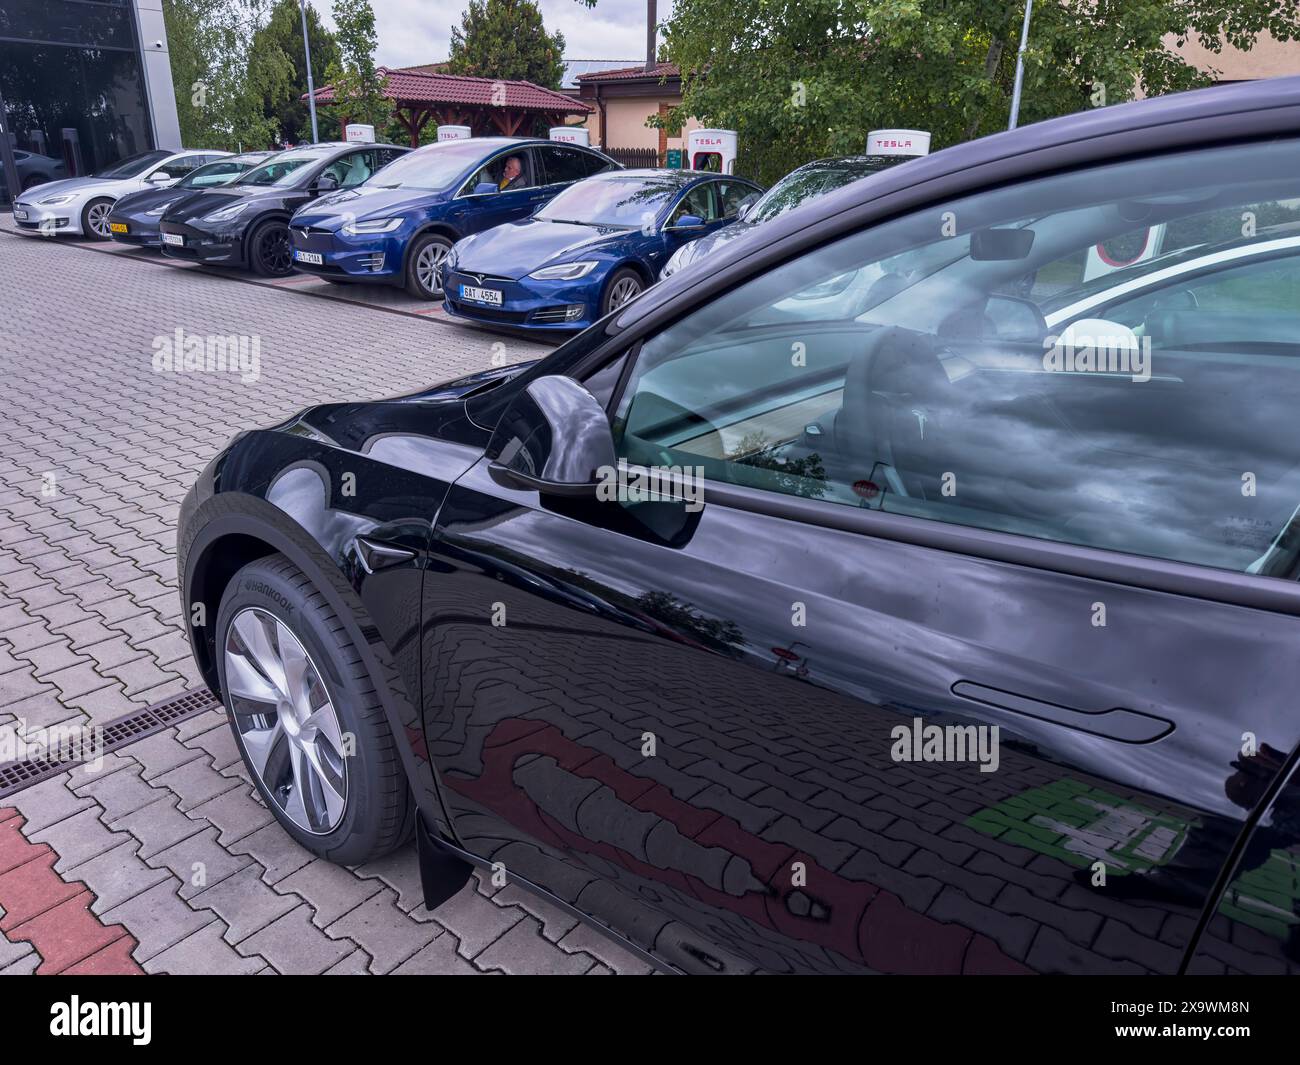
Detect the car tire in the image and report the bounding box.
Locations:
[81,198,114,241]
[215,554,414,864]
[601,267,644,316]
[248,218,293,277]
[405,233,453,299]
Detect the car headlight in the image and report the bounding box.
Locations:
[203,201,248,223]
[661,246,690,278]
[146,201,176,217]
[38,194,75,206]
[340,217,404,236]
[528,260,598,281]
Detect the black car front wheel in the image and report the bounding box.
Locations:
[215,555,414,864]
[248,219,293,277]
[405,233,453,299]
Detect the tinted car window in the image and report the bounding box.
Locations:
[366,141,489,191]
[539,145,591,185]
[536,174,683,227]
[669,184,717,224]
[613,138,1300,576]
[321,150,379,189]
[580,150,614,177]
[747,158,889,224]
[93,149,170,178]
[717,180,756,218]
[237,148,336,187]
[160,153,210,178]
[178,159,248,188]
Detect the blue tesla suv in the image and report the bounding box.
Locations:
[287,137,619,298]
[442,169,762,330]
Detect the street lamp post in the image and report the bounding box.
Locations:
[1007,0,1034,130]
[300,0,320,144]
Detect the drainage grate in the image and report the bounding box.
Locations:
[0,687,223,799]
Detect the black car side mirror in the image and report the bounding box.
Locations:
[486,375,615,496]
[313,174,339,194]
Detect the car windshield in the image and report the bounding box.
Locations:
[177,158,254,189]
[748,158,892,225]
[537,175,686,228]
[364,141,502,192]
[236,149,334,187]
[93,150,171,179]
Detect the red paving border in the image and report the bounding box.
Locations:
[0,806,143,974]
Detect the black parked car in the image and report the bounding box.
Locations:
[107,151,275,249]
[179,76,1300,975]
[159,142,408,276]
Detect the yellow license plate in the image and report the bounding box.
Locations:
[109,222,127,234]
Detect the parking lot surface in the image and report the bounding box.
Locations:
[0,229,653,974]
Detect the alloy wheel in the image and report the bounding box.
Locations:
[223,607,348,834]
[607,275,642,311]
[87,202,113,238]
[259,225,292,274]
[416,241,449,297]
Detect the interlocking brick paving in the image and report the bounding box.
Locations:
[0,231,642,974]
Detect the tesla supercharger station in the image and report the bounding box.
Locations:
[549,126,590,146]
[344,123,375,143]
[865,128,931,158]
[688,128,738,173]
[60,128,84,177]
[1083,224,1167,281]
[437,125,471,142]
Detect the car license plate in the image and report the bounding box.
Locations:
[109,222,128,234]
[162,232,184,247]
[294,250,323,265]
[13,208,28,221]
[461,284,502,306]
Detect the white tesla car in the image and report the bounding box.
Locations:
[12,148,230,240]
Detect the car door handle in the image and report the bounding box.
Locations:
[951,681,1174,743]
[355,536,416,574]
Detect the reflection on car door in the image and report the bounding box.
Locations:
[421,136,1300,974]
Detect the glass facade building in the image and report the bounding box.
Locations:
[0,0,180,204]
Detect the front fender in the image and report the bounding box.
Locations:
[179,490,459,842]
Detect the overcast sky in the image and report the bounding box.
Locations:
[313,0,667,71]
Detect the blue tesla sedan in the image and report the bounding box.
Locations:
[287,137,618,298]
[441,168,762,330]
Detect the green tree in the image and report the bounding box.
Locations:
[323,0,390,132]
[448,0,566,88]
[251,0,341,143]
[652,0,1300,185]
[164,0,294,150]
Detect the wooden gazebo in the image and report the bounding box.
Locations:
[308,66,592,146]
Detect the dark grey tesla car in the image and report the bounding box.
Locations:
[180,75,1300,974]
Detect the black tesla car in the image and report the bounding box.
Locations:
[107,151,275,249]
[180,75,1300,975]
[159,141,408,276]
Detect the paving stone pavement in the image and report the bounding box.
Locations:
[0,231,650,975]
